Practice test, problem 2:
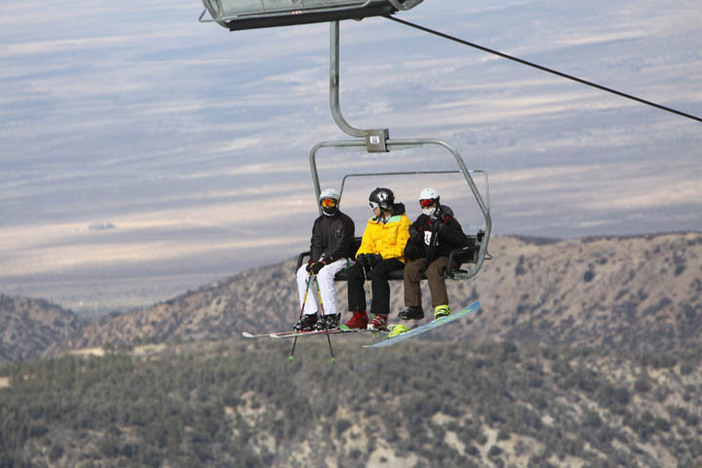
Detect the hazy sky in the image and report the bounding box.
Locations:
[1,0,700,312]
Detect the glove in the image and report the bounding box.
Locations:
[356,254,368,267]
[310,261,325,275]
[409,226,423,242]
[431,220,446,233]
[305,261,315,272]
[367,253,382,267]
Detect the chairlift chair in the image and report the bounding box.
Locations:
[308,139,492,281]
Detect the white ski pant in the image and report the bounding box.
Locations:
[296,258,348,316]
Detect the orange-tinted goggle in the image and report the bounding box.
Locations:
[321,198,338,208]
[419,198,435,208]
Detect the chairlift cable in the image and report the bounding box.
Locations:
[386,16,702,124]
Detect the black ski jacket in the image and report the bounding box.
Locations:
[404,205,468,261]
[310,211,356,264]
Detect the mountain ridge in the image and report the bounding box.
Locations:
[1,232,699,361]
[0,295,81,362]
[40,231,701,358]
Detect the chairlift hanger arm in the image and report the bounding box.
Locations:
[330,21,390,151]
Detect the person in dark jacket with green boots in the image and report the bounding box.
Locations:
[400,188,468,323]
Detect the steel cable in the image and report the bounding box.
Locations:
[386,16,701,124]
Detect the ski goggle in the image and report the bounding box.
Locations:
[419,198,435,208]
[369,201,380,210]
[321,198,338,208]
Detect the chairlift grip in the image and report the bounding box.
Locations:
[393,0,424,10]
[200,0,376,25]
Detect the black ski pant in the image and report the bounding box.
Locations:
[347,258,404,316]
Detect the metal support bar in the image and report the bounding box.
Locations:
[339,169,490,213]
[330,22,390,151]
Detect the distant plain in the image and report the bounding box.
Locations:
[1,0,700,316]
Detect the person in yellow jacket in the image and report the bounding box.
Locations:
[344,187,411,330]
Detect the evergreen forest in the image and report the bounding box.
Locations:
[1,338,700,467]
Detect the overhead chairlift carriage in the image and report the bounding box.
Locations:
[200,1,492,282]
[200,0,424,30]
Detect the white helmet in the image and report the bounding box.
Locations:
[319,188,340,201]
[419,188,440,201]
[319,188,341,217]
[418,188,440,217]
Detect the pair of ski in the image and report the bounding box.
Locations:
[241,326,367,339]
[242,301,480,348]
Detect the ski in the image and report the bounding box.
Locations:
[270,327,361,339]
[339,324,387,334]
[242,329,341,338]
[363,301,481,348]
[242,331,272,339]
[245,329,309,339]
[243,324,389,339]
[242,329,335,339]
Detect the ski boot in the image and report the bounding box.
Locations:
[399,306,424,320]
[367,314,388,331]
[387,324,411,338]
[433,305,451,320]
[344,311,368,329]
[314,313,340,331]
[293,314,318,332]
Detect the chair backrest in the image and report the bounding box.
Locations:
[295,231,486,282]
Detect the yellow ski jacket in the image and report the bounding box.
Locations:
[356,203,411,263]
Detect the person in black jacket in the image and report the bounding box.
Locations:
[294,188,355,331]
[400,188,468,321]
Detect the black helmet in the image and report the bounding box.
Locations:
[369,187,394,211]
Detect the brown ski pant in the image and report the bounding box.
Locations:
[403,256,450,308]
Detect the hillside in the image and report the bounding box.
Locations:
[49,232,702,355]
[0,295,81,362]
[1,233,701,467]
[1,339,700,467]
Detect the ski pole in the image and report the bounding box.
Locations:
[423,229,439,274]
[314,276,336,365]
[290,273,313,363]
[363,264,373,324]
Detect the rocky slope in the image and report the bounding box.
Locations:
[0,295,81,361]
[48,232,701,355]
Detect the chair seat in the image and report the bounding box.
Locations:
[295,232,483,282]
[333,268,407,282]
